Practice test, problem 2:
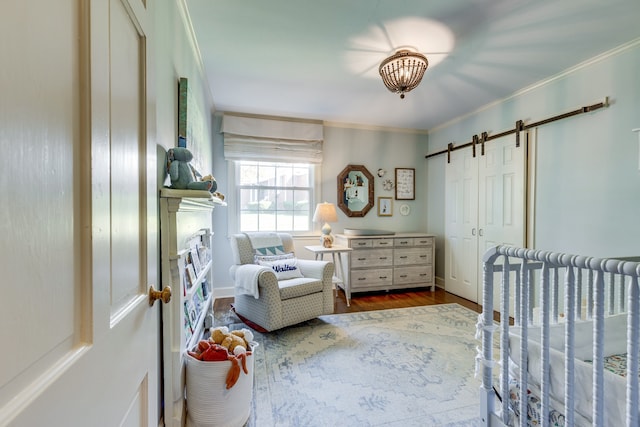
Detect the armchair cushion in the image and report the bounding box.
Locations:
[278,277,323,300]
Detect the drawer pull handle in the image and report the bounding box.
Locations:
[358,258,366,261]
[400,256,408,259]
[357,243,367,246]
[379,257,387,260]
[379,276,387,279]
[400,275,407,278]
[380,242,389,245]
[420,274,427,277]
[358,277,366,281]
[420,255,427,258]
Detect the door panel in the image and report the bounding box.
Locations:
[479,135,526,312]
[445,148,478,301]
[110,0,145,317]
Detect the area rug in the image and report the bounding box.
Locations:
[240,303,485,427]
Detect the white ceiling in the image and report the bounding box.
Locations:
[185,0,640,131]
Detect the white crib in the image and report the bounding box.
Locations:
[478,246,640,427]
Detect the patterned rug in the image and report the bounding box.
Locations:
[232,304,484,427]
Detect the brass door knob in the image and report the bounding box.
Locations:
[148,285,172,306]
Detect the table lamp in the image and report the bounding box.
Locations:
[313,202,338,247]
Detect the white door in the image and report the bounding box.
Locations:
[478,135,526,311]
[0,1,159,426]
[445,134,526,303]
[445,148,479,301]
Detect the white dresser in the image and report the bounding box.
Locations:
[334,232,435,297]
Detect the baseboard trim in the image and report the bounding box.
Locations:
[213,286,235,300]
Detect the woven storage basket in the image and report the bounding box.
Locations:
[185,343,257,427]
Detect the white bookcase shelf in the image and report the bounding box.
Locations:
[159,188,221,427]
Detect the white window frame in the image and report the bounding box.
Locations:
[227,160,321,236]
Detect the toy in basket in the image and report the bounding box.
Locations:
[185,327,257,427]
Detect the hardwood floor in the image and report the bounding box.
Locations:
[213,287,481,319]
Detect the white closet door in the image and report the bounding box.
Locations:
[478,134,526,311]
[445,148,479,302]
[445,133,526,304]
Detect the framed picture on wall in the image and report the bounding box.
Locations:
[395,168,415,200]
[178,77,205,173]
[378,197,393,216]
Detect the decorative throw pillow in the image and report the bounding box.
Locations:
[257,256,304,280]
[254,252,295,264]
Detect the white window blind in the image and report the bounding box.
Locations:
[222,114,323,163]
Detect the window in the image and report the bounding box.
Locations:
[234,160,316,233]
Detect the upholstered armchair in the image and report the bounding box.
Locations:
[229,233,335,332]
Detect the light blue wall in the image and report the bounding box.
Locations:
[210,120,429,289]
[427,40,640,280]
[155,0,213,182]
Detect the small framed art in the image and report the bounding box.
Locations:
[378,197,393,216]
[395,168,415,200]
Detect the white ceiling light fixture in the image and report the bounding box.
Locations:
[379,49,428,99]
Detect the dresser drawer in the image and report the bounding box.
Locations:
[350,239,373,249]
[351,249,393,268]
[394,247,432,266]
[351,268,393,288]
[414,237,434,247]
[372,238,394,248]
[394,237,414,247]
[393,266,433,285]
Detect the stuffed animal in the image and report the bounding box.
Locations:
[199,174,218,193]
[209,326,254,356]
[166,147,214,191]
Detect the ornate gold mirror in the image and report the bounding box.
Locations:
[337,164,374,217]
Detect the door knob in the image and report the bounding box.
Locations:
[148,285,172,306]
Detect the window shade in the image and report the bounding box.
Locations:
[222,114,323,163]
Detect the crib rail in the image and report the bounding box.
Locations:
[478,246,640,427]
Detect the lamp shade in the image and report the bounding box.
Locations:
[312,202,338,224]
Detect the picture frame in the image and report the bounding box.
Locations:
[395,168,415,200]
[177,77,205,173]
[377,197,393,216]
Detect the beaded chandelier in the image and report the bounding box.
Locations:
[378,49,428,99]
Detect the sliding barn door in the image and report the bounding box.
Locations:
[0,1,159,425]
[445,148,479,302]
[445,134,526,304]
[478,135,526,310]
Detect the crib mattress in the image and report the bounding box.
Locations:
[508,353,631,427]
[507,314,631,426]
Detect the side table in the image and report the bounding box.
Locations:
[304,245,353,306]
